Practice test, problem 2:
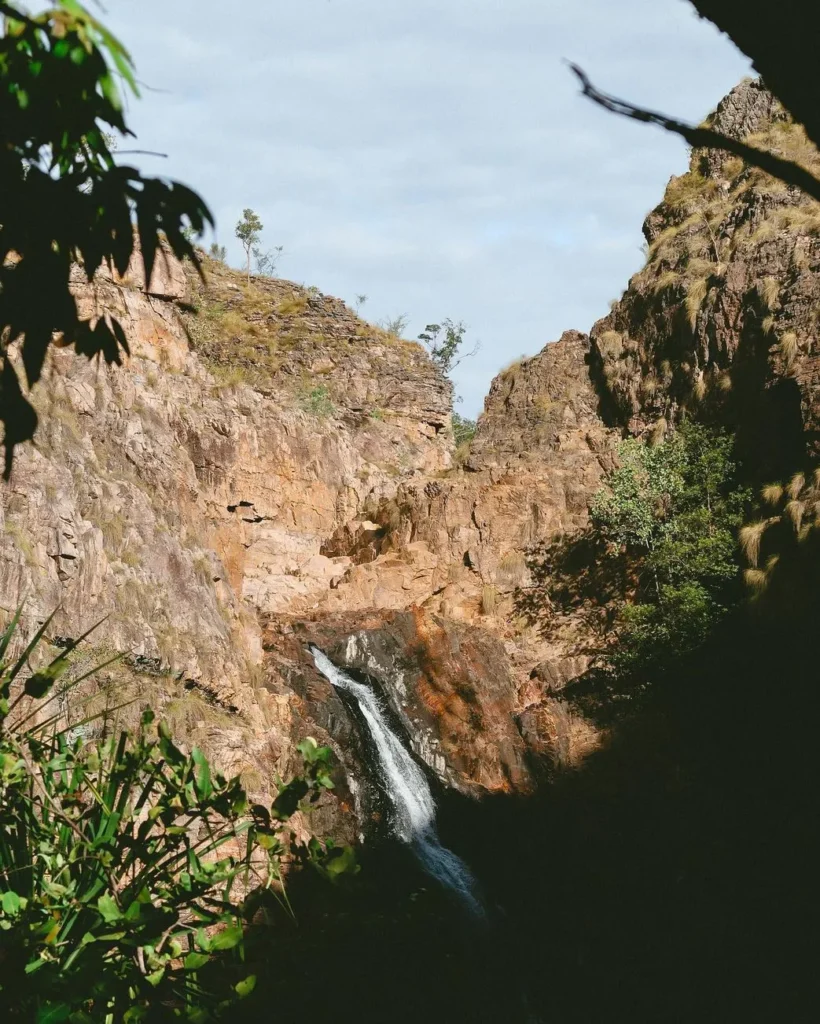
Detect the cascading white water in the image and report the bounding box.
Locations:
[310,646,483,916]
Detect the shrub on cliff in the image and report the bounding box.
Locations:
[452,412,476,447]
[590,423,752,682]
[0,611,353,1021]
[521,424,752,706]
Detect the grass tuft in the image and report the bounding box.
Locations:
[685,277,708,330]
[758,277,780,310]
[761,483,784,506]
[739,520,768,567]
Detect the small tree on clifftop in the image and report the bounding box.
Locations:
[235,208,263,280]
[418,319,480,375]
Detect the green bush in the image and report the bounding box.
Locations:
[452,413,476,448]
[302,386,336,419]
[0,611,353,1022]
[590,423,752,680]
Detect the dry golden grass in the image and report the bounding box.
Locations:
[787,472,805,500]
[721,156,744,180]
[747,219,780,245]
[651,270,682,294]
[640,375,659,398]
[664,170,719,210]
[778,331,799,364]
[761,483,784,505]
[649,417,668,445]
[533,395,556,418]
[740,520,768,567]
[497,551,527,587]
[758,277,780,310]
[744,567,769,594]
[785,500,806,532]
[481,585,498,615]
[685,277,708,330]
[597,330,624,360]
[277,294,309,316]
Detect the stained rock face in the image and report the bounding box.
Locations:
[468,329,614,470]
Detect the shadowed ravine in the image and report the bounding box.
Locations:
[309,645,485,918]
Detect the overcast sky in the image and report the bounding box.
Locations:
[105,0,751,416]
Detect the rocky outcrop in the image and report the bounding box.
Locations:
[591,78,820,475]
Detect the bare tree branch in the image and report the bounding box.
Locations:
[569,63,820,204]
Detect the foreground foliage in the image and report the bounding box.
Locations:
[0,1,211,476]
[0,612,353,1021]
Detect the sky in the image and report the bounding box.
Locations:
[104,0,752,417]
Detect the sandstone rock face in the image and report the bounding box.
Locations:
[0,261,452,832]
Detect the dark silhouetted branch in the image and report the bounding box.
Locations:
[570,63,820,204]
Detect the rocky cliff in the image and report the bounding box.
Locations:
[590,77,820,475]
[2,76,816,843]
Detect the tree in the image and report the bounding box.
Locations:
[209,242,227,263]
[235,208,263,281]
[0,2,212,479]
[688,0,820,151]
[572,0,820,207]
[418,319,479,375]
[253,244,284,278]
[588,424,752,680]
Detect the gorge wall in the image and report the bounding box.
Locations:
[2,77,818,842]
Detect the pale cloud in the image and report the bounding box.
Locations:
[107,0,751,415]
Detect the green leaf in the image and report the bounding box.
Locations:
[97,894,121,923]
[271,778,309,820]
[24,666,61,698]
[183,951,210,971]
[324,844,359,879]
[1,890,21,914]
[191,747,212,799]
[146,966,165,987]
[124,900,142,922]
[36,1004,71,1024]
[208,923,243,951]
[235,975,257,998]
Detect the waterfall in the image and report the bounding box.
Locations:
[310,646,484,916]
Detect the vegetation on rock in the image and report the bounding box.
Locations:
[524,424,752,702]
